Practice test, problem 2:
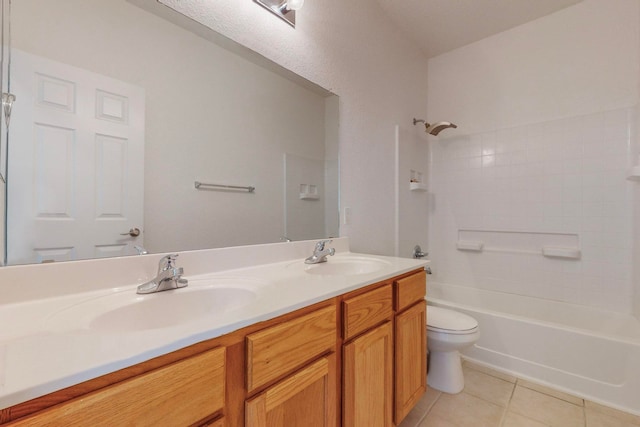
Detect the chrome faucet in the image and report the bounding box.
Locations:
[305,240,335,264]
[133,245,148,255]
[412,245,432,274]
[137,254,188,294]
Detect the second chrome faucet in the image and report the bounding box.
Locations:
[305,240,335,264]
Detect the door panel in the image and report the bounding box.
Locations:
[246,354,337,427]
[395,300,427,424]
[8,49,145,264]
[343,321,393,427]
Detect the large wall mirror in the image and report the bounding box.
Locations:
[2,0,339,266]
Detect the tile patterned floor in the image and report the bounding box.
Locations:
[399,361,640,427]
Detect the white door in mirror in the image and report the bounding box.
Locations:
[8,49,145,264]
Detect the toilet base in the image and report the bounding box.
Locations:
[427,349,464,394]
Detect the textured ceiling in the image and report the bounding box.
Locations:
[376,0,584,58]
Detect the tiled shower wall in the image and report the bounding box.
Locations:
[429,107,634,313]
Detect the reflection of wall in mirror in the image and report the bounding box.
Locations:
[11,0,334,260]
[324,96,340,239]
[284,153,324,241]
[0,180,5,266]
[0,63,4,265]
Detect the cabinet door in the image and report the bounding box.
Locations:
[9,347,226,427]
[343,321,393,427]
[394,300,427,424]
[245,354,337,427]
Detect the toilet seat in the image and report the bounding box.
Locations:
[427,306,478,335]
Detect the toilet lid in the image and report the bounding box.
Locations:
[427,306,478,332]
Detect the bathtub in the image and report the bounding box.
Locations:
[427,281,640,415]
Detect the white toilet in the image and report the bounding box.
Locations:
[427,305,479,394]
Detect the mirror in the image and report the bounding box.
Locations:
[3,0,339,266]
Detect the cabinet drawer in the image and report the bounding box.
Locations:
[343,284,393,341]
[246,304,337,393]
[395,271,426,312]
[10,347,226,427]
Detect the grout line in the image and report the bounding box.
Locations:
[499,380,518,427]
[419,391,441,424]
[583,404,587,427]
[516,378,584,407]
[412,405,429,426]
[497,406,508,427]
[426,392,441,414]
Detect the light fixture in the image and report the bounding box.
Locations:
[253,0,304,27]
[286,0,304,11]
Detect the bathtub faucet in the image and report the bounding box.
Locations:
[413,245,428,259]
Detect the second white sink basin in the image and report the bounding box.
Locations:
[295,255,392,276]
[47,278,264,333]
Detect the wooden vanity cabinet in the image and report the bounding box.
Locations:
[2,269,427,427]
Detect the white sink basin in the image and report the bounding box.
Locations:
[47,278,263,333]
[293,256,392,276]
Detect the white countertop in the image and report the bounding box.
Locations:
[0,238,427,410]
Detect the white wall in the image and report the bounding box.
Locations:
[11,0,332,254]
[634,1,640,320]
[633,107,640,318]
[158,0,431,256]
[324,96,340,239]
[0,180,4,266]
[428,0,639,134]
[397,125,430,258]
[427,0,640,313]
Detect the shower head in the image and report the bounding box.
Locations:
[413,118,457,136]
[427,122,457,136]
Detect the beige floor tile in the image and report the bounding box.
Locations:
[502,412,550,427]
[585,401,640,426]
[585,404,640,427]
[418,411,459,427]
[399,386,442,427]
[509,385,584,427]
[462,368,515,407]
[411,361,640,427]
[462,359,517,383]
[426,391,505,427]
[516,379,583,406]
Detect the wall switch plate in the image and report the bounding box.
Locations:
[343,207,351,225]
